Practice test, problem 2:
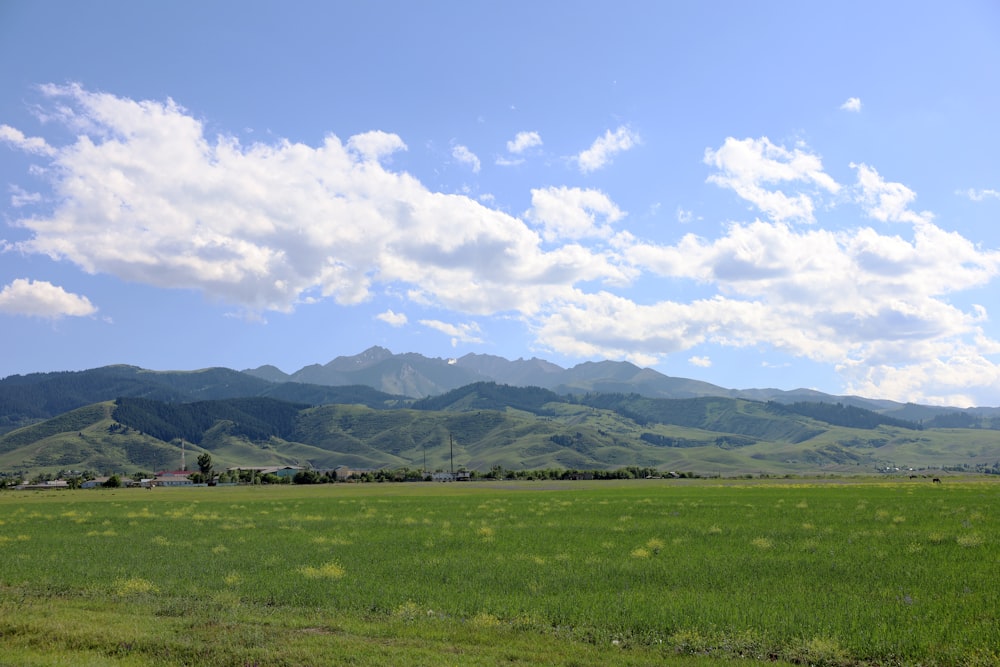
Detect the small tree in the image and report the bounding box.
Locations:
[293,470,321,484]
[197,453,213,481]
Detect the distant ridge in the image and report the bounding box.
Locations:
[244,347,743,401]
[5,378,997,478]
[3,349,1000,477]
[3,348,998,439]
[0,364,405,435]
[244,346,909,410]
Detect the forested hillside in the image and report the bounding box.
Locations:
[0,366,404,435]
[771,401,920,430]
[410,382,562,414]
[3,385,1000,478]
[111,397,308,445]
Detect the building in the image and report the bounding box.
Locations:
[227,465,304,480]
[16,479,70,490]
[153,473,194,487]
[431,471,470,482]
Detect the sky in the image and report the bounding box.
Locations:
[1,2,1000,407]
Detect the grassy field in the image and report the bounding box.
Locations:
[0,479,997,666]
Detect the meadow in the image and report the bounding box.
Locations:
[0,479,997,666]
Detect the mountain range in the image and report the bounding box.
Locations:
[245,346,990,417]
[2,347,999,478]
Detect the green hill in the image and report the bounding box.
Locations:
[2,388,999,479]
[0,365,405,435]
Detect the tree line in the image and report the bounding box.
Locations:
[770,401,921,430]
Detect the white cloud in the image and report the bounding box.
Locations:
[620,210,1000,404]
[960,187,1000,202]
[838,339,1000,407]
[3,85,626,319]
[0,278,97,318]
[676,207,694,224]
[419,319,483,345]
[9,185,41,208]
[506,131,542,154]
[451,144,481,173]
[577,126,639,173]
[704,137,840,223]
[0,124,55,156]
[533,289,751,367]
[6,88,1000,404]
[840,97,862,112]
[525,186,624,242]
[689,356,712,368]
[852,163,932,225]
[347,130,408,161]
[376,309,408,326]
[494,155,524,167]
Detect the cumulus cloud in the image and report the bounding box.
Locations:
[506,131,542,154]
[689,356,712,367]
[704,137,840,223]
[2,84,625,319]
[0,124,55,156]
[852,163,931,224]
[525,186,624,242]
[451,144,480,173]
[0,278,97,318]
[376,309,408,326]
[619,211,1000,404]
[840,97,862,112]
[346,130,407,161]
[532,289,742,367]
[577,126,639,173]
[5,87,1000,404]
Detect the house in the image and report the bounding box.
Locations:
[266,466,304,479]
[430,470,471,482]
[153,473,194,487]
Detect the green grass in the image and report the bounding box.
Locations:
[1,479,997,665]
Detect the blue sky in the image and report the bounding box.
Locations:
[2,1,999,406]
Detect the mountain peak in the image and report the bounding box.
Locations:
[324,346,394,372]
[242,364,290,383]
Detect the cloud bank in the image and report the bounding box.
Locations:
[4,84,1000,405]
